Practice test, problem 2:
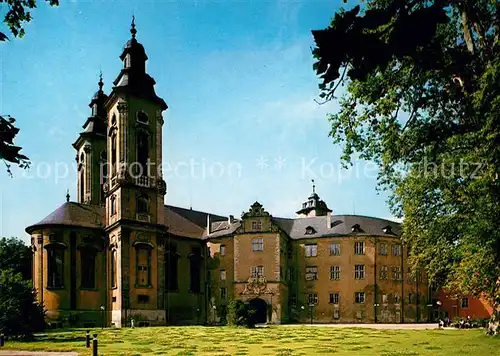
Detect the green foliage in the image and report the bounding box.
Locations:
[0,0,59,41]
[0,269,45,338]
[227,300,257,328]
[0,116,30,177]
[0,237,32,280]
[312,0,500,316]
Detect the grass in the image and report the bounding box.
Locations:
[3,326,500,355]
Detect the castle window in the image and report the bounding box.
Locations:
[305,244,317,257]
[137,131,149,176]
[251,220,262,231]
[307,293,318,305]
[392,244,402,256]
[305,266,318,280]
[110,248,117,288]
[136,111,149,124]
[137,193,149,214]
[110,195,117,215]
[111,133,117,176]
[47,245,65,289]
[382,225,392,234]
[251,266,264,278]
[135,245,152,287]
[333,309,340,319]
[219,244,226,256]
[189,247,202,293]
[354,241,365,255]
[165,243,179,291]
[380,265,388,280]
[330,265,340,280]
[379,243,388,256]
[354,264,365,279]
[355,292,365,304]
[391,266,402,280]
[289,295,297,307]
[80,169,85,203]
[220,287,227,300]
[220,269,226,281]
[329,243,340,256]
[302,203,307,209]
[80,247,96,289]
[461,297,469,308]
[351,224,361,232]
[252,238,264,251]
[329,293,339,304]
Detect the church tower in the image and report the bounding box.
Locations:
[103,18,168,327]
[73,75,108,205]
[295,181,332,218]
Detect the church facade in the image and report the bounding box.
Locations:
[26,21,430,328]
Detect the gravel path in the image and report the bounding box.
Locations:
[282,323,441,330]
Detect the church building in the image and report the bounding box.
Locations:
[26,20,430,328]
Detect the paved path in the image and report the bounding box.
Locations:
[282,323,441,330]
[0,352,78,356]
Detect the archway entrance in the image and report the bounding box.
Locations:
[248,298,267,324]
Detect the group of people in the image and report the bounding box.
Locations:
[438,316,473,329]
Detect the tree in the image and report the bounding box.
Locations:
[0,237,32,280]
[1,0,59,175]
[312,0,500,319]
[0,269,45,339]
[227,300,256,328]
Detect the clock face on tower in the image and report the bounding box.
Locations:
[137,111,149,124]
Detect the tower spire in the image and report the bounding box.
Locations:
[312,179,315,194]
[66,189,70,203]
[130,15,137,39]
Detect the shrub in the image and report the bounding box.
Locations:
[0,269,45,339]
[227,300,256,328]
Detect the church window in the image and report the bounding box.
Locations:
[110,248,117,288]
[137,132,149,175]
[189,247,201,293]
[137,193,149,214]
[47,246,65,288]
[80,247,96,289]
[165,243,179,291]
[135,245,152,287]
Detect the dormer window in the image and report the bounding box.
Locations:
[382,225,392,234]
[302,202,307,209]
[136,111,149,124]
[305,226,316,235]
[351,224,361,233]
[308,200,314,207]
[251,220,262,231]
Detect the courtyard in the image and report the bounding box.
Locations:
[1,325,499,355]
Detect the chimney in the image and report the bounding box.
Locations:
[207,214,212,235]
[326,211,332,229]
[228,215,234,224]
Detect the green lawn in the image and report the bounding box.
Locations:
[4,326,500,355]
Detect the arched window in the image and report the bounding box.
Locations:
[110,248,117,288]
[100,151,107,204]
[46,243,66,289]
[110,195,117,216]
[135,244,152,287]
[137,193,149,214]
[111,134,117,176]
[80,247,97,289]
[137,131,149,175]
[80,169,85,203]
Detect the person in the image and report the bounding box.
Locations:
[130,317,135,329]
[438,319,444,329]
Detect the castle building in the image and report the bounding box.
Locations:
[26,21,429,328]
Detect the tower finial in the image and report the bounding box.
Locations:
[312,179,315,194]
[131,15,137,38]
[66,189,70,203]
[98,70,103,91]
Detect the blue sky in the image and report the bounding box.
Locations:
[0,0,398,243]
